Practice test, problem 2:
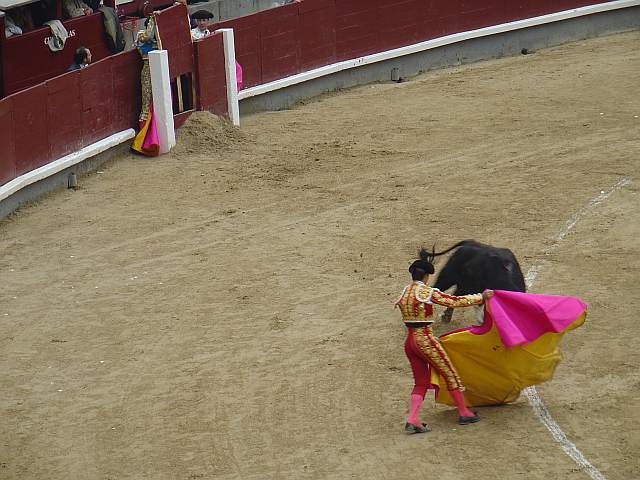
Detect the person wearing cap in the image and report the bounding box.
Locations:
[190,9,212,40]
[395,248,493,434]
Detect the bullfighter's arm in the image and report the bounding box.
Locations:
[431,289,483,308]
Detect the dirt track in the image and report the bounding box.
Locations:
[1,31,639,480]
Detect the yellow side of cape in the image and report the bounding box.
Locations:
[131,114,152,154]
[433,311,586,407]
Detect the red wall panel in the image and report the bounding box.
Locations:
[80,58,115,145]
[3,13,112,95]
[155,4,194,78]
[460,0,507,29]
[515,0,559,19]
[335,0,382,61]
[2,48,141,188]
[213,14,262,88]
[421,0,452,40]
[299,0,334,12]
[298,0,337,71]
[453,0,504,31]
[45,73,83,160]
[0,97,16,186]
[432,0,467,36]
[112,50,142,131]
[193,32,228,115]
[378,0,428,50]
[12,85,49,176]
[259,2,300,83]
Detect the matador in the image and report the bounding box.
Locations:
[396,248,493,434]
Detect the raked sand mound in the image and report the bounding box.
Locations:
[172,111,249,156]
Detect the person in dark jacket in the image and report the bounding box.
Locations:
[67,46,92,71]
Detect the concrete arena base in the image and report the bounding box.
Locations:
[0,142,131,220]
[239,5,640,113]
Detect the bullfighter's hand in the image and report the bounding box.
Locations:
[482,290,494,302]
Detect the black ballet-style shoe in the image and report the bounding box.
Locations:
[458,412,481,425]
[405,422,431,434]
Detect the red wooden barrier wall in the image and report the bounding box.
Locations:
[81,58,116,146]
[3,12,113,96]
[258,2,300,83]
[13,85,48,175]
[214,14,262,88]
[297,0,336,71]
[112,50,142,132]
[0,97,15,185]
[335,0,381,60]
[155,4,193,78]
[211,0,617,88]
[0,48,141,187]
[193,31,228,115]
[0,0,623,191]
[378,0,428,52]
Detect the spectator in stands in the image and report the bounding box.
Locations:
[190,9,212,40]
[84,0,102,12]
[67,46,92,71]
[32,0,57,28]
[2,11,23,37]
[10,5,34,31]
[63,0,93,18]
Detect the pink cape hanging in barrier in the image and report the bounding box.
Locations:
[236,61,243,91]
[132,101,160,157]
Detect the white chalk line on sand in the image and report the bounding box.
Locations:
[522,176,631,480]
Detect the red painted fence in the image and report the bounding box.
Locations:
[2,12,113,96]
[211,0,618,89]
[0,49,141,186]
[193,31,228,115]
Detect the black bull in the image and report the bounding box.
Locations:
[431,240,526,322]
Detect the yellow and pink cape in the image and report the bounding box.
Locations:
[433,290,587,407]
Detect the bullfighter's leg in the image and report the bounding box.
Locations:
[413,328,480,423]
[403,332,431,433]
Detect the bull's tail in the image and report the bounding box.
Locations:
[431,240,475,257]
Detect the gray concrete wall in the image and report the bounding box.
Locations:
[239,6,640,113]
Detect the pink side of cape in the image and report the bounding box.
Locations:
[484,290,587,348]
[142,103,160,155]
[236,61,243,91]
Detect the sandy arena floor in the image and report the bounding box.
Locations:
[1,30,639,480]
